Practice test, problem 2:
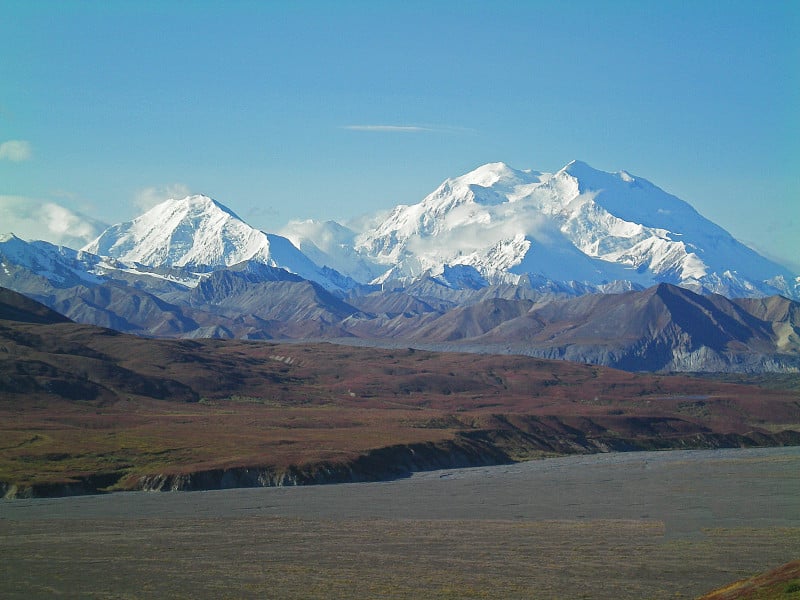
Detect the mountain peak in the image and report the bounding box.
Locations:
[157,194,243,221]
[562,159,592,171]
[78,195,356,292]
[651,281,689,298]
[463,161,513,178]
[558,160,644,189]
[559,159,620,188]
[457,161,537,189]
[0,232,23,244]
[82,194,272,269]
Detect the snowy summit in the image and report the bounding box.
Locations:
[329,160,795,297]
[81,195,355,291]
[83,195,273,269]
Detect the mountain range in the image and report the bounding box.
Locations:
[1,160,798,373]
[284,160,798,298]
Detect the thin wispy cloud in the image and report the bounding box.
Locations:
[342,125,475,134]
[0,140,32,161]
[343,125,434,133]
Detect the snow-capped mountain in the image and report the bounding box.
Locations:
[0,233,105,288]
[84,196,271,269]
[348,160,797,297]
[82,195,356,292]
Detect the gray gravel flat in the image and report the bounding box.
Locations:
[3,447,798,533]
[2,447,799,599]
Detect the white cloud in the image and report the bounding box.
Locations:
[0,140,32,161]
[0,195,107,249]
[134,183,192,212]
[346,208,393,233]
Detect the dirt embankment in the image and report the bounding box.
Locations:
[6,422,798,499]
[2,472,123,499]
[134,436,510,492]
[131,428,798,495]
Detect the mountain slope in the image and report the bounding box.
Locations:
[0,233,105,289]
[186,267,360,338]
[419,284,800,372]
[0,286,72,324]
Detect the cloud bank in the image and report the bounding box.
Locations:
[0,140,32,161]
[0,196,107,249]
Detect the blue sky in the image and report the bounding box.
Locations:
[1,0,798,270]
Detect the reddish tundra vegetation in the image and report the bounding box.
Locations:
[698,560,800,600]
[2,300,799,497]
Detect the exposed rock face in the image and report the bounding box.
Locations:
[135,437,511,492]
